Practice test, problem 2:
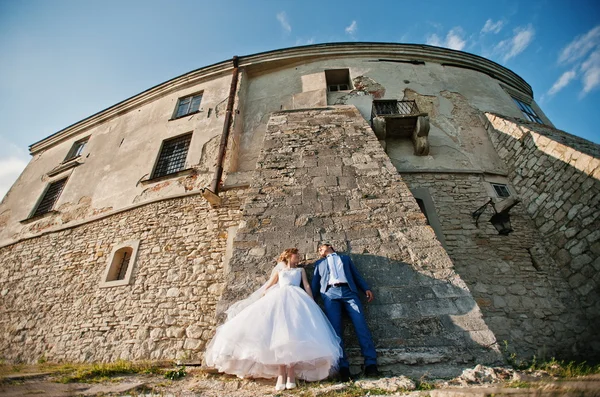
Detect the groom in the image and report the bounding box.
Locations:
[311,243,379,381]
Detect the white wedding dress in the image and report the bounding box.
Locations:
[204,267,342,381]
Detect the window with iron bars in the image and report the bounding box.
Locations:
[491,183,511,198]
[512,98,543,124]
[64,138,88,162]
[152,133,192,178]
[31,178,68,218]
[372,100,419,116]
[174,93,203,119]
[107,248,132,281]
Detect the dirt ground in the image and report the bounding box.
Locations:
[1,365,599,397]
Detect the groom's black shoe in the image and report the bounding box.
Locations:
[338,367,352,382]
[364,364,381,378]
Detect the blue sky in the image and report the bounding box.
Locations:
[0,0,599,199]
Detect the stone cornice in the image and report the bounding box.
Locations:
[29,42,532,155]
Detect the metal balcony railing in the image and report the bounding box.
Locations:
[371,100,419,119]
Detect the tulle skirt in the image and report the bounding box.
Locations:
[204,285,342,381]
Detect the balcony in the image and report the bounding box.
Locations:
[371,100,430,156]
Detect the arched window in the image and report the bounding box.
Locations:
[100,240,140,288]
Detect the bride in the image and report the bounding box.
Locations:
[204,248,342,391]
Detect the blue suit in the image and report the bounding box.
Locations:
[311,254,377,369]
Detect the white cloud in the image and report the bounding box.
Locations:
[547,70,577,96]
[446,28,466,50]
[553,25,600,97]
[495,25,535,62]
[276,12,291,33]
[426,28,466,51]
[481,19,504,34]
[0,156,28,201]
[295,38,315,46]
[558,25,600,64]
[345,20,357,36]
[581,49,600,94]
[426,33,442,47]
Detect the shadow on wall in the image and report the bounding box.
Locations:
[485,113,600,362]
[223,252,503,379]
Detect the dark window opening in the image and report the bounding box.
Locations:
[415,198,430,225]
[32,178,67,217]
[174,93,203,118]
[107,247,133,281]
[512,98,543,124]
[325,69,351,92]
[152,133,192,178]
[64,138,88,162]
[492,183,511,198]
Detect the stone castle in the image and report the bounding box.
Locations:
[1,43,598,377]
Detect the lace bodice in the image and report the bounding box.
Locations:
[278,268,302,287]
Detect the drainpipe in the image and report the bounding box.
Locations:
[205,56,239,205]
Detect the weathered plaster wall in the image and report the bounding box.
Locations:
[219,107,502,378]
[400,172,592,361]
[237,57,542,178]
[0,74,233,245]
[484,113,600,358]
[386,89,507,174]
[0,191,245,363]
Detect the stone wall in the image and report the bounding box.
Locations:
[400,172,591,361]
[0,191,245,363]
[483,113,600,358]
[218,106,502,378]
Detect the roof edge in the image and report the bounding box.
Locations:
[29,42,533,154]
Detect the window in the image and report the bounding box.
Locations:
[410,188,446,248]
[100,240,140,288]
[372,100,418,116]
[152,133,192,178]
[64,137,88,162]
[173,93,203,118]
[108,247,132,281]
[512,98,543,124]
[415,198,430,225]
[31,178,68,218]
[491,183,511,198]
[325,69,351,92]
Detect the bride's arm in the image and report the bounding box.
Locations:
[300,269,313,300]
[262,272,279,295]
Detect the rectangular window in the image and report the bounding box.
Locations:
[491,183,511,198]
[325,69,351,92]
[152,133,192,178]
[31,178,68,217]
[174,93,203,118]
[64,137,88,162]
[512,98,543,124]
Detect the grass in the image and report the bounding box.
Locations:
[53,360,164,383]
[0,363,25,376]
[502,340,600,378]
[507,380,532,388]
[529,358,600,378]
[163,366,187,380]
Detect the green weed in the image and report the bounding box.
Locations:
[164,365,186,380]
[530,358,600,378]
[55,360,162,383]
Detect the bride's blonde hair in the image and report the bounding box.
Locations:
[277,248,299,264]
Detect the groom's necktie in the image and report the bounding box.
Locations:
[327,254,339,279]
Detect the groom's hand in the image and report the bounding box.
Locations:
[365,290,374,303]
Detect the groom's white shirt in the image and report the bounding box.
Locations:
[326,253,348,285]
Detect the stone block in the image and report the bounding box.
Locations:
[416,299,459,316]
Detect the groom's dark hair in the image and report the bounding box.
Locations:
[319,243,335,252]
